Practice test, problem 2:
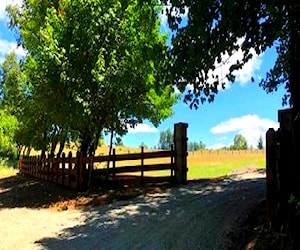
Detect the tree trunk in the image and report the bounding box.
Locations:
[26,146,31,156]
[16,144,23,160]
[41,130,47,157]
[50,140,58,157]
[57,138,65,157]
[80,135,92,157]
[105,128,114,180]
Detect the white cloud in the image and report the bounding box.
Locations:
[207,39,263,88]
[209,143,226,150]
[127,123,159,133]
[210,114,279,148]
[176,38,263,95]
[0,39,26,63]
[0,0,22,21]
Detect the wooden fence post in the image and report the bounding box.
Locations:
[174,123,188,184]
[55,154,59,184]
[277,109,294,225]
[76,151,83,191]
[62,153,65,186]
[266,128,279,224]
[171,144,174,180]
[141,146,144,185]
[112,148,116,181]
[68,151,72,188]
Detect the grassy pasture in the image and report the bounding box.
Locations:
[0,165,18,178]
[94,148,265,180]
[187,150,265,179]
[4,146,265,180]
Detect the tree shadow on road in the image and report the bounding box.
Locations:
[0,174,173,209]
[34,176,266,250]
[0,174,79,208]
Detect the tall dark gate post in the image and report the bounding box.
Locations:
[278,109,293,223]
[266,128,279,224]
[174,123,188,184]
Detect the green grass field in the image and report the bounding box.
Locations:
[187,150,265,179]
[0,165,18,179]
[107,149,265,180]
[1,149,265,180]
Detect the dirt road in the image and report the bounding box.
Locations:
[0,171,265,250]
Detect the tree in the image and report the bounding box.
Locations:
[231,134,248,150]
[164,1,299,110]
[139,142,148,149]
[188,141,205,151]
[115,137,124,147]
[198,141,206,150]
[158,128,173,150]
[0,110,19,161]
[164,4,300,242]
[257,135,264,150]
[7,0,177,156]
[0,52,30,159]
[0,52,26,114]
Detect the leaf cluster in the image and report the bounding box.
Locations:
[5,0,177,156]
[164,0,290,108]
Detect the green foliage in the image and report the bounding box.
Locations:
[231,134,248,150]
[7,0,177,156]
[0,52,27,114]
[139,142,148,149]
[115,137,124,147]
[158,128,173,150]
[289,194,300,217]
[188,141,206,151]
[164,0,298,108]
[257,135,264,150]
[0,110,18,160]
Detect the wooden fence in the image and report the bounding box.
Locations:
[19,122,188,191]
[266,108,300,232]
[19,151,84,190]
[19,147,175,190]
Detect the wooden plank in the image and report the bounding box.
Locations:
[61,153,65,186]
[92,150,173,163]
[112,148,116,180]
[94,163,173,175]
[45,157,77,164]
[68,151,72,188]
[141,147,144,185]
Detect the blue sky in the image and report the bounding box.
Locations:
[0,1,285,149]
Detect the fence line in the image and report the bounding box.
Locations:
[19,146,176,191]
[19,122,188,191]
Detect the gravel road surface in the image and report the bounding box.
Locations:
[0,172,265,250]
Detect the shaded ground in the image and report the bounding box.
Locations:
[0,168,266,249]
[0,174,174,210]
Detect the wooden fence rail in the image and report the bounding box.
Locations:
[19,122,188,191]
[19,152,80,189]
[19,147,176,191]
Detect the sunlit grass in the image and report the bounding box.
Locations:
[187,150,265,179]
[107,149,265,180]
[26,145,266,180]
[0,165,18,179]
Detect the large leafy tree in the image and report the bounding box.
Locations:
[0,110,19,161]
[164,0,299,110]
[0,52,28,159]
[7,0,177,156]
